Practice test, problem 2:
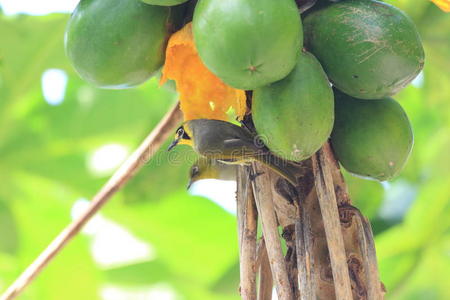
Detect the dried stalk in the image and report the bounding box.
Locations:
[237,166,258,300]
[312,148,353,299]
[324,142,384,299]
[356,215,383,299]
[283,225,299,299]
[321,143,351,206]
[295,190,317,300]
[258,238,273,300]
[0,102,183,300]
[251,162,293,300]
[237,141,383,300]
[244,141,383,300]
[339,205,384,300]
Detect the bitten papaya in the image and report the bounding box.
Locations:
[303,0,424,99]
[193,0,302,90]
[142,0,188,6]
[65,0,175,89]
[253,51,334,162]
[331,90,413,181]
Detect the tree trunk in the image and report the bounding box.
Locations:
[236,142,385,300]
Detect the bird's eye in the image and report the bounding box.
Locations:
[176,127,184,136]
[191,166,199,176]
[176,127,191,140]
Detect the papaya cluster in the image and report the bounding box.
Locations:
[65,0,424,182]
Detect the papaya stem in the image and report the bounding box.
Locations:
[312,146,353,299]
[295,189,317,300]
[258,238,273,300]
[237,166,258,300]
[251,162,294,300]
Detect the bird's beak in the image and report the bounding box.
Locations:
[186,180,193,190]
[167,138,180,151]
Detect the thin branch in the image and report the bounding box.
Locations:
[0,102,183,300]
[237,166,258,300]
[251,162,293,300]
[312,147,353,300]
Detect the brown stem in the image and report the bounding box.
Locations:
[258,238,273,300]
[312,147,353,299]
[340,205,384,299]
[237,166,258,300]
[296,190,317,300]
[282,225,299,299]
[321,142,351,206]
[251,162,294,300]
[0,102,183,300]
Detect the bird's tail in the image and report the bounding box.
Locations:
[256,154,298,186]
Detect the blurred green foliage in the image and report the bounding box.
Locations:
[0,2,449,299]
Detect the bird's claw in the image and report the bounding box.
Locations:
[249,171,264,181]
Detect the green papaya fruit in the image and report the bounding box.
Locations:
[65,0,176,89]
[253,51,334,162]
[141,0,189,6]
[303,0,424,99]
[193,0,302,90]
[331,90,413,181]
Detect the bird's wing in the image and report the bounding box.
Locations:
[222,138,264,160]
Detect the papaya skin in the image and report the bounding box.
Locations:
[193,0,302,90]
[331,90,413,181]
[141,0,189,6]
[65,0,174,89]
[304,0,424,99]
[253,51,334,162]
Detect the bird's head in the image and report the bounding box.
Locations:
[168,123,193,151]
[187,157,222,189]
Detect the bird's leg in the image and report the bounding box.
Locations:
[249,168,265,182]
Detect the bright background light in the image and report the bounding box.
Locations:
[41,69,68,106]
[71,199,156,269]
[101,284,179,300]
[88,144,129,177]
[0,0,79,15]
[189,179,237,214]
[411,70,424,88]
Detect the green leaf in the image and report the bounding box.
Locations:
[104,190,239,287]
[4,173,103,300]
[0,201,19,255]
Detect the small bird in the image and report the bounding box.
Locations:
[168,119,298,185]
[187,157,237,189]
